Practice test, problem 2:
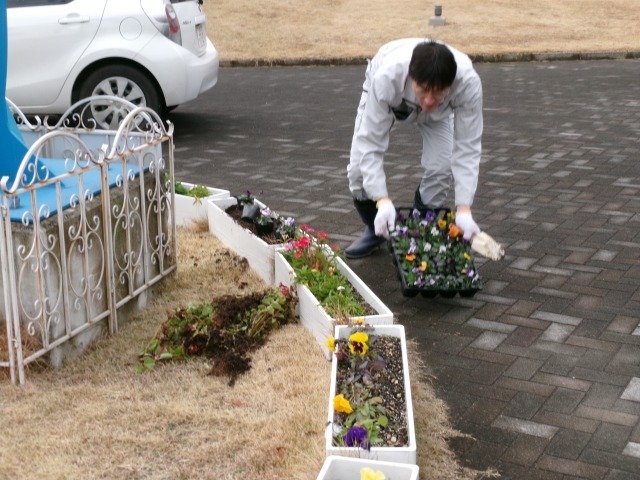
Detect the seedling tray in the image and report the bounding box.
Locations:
[389,207,482,299]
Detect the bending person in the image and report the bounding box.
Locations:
[345,39,484,259]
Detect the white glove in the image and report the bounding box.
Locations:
[374,199,396,239]
[455,212,480,241]
[471,232,505,261]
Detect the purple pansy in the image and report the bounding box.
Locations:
[344,426,370,450]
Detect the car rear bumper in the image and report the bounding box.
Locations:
[188,39,220,100]
[152,38,220,108]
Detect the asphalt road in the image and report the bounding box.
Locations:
[168,60,640,479]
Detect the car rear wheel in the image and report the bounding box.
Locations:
[77,64,164,130]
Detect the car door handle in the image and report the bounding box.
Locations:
[58,14,90,25]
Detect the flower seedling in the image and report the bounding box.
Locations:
[275,216,297,242]
[174,180,211,204]
[254,207,275,226]
[236,190,255,207]
[281,225,370,320]
[391,208,481,294]
[327,327,405,450]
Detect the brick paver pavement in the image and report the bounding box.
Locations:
[170,59,640,479]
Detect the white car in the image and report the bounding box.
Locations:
[6,0,219,129]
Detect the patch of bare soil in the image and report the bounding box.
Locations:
[138,285,298,386]
[191,293,266,383]
[204,291,295,385]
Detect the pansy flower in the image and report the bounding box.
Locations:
[348,331,369,356]
[408,238,417,254]
[333,394,353,414]
[325,336,336,352]
[360,468,386,480]
[448,223,462,238]
[345,425,370,449]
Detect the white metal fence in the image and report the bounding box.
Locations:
[1,97,177,384]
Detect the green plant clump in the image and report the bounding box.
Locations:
[174,180,211,204]
[137,286,297,385]
[281,225,369,320]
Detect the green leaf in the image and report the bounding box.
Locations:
[377,415,388,427]
[174,181,189,195]
[159,351,173,361]
[186,185,210,199]
[172,346,184,357]
[143,356,156,370]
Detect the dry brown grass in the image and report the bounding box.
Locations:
[0,225,481,479]
[205,0,640,62]
[7,4,636,477]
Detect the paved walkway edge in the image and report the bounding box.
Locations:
[220,50,640,68]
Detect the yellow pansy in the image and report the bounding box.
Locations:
[360,468,386,480]
[464,252,470,260]
[325,336,335,352]
[349,331,368,344]
[352,317,365,325]
[348,331,369,356]
[419,261,427,271]
[438,218,447,229]
[333,394,353,414]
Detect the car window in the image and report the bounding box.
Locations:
[8,0,74,7]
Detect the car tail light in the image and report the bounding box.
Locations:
[165,4,182,44]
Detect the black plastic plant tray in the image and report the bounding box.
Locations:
[389,206,482,299]
[390,248,481,298]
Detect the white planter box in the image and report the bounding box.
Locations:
[275,250,393,358]
[207,197,284,285]
[317,456,419,480]
[173,182,229,227]
[326,325,416,465]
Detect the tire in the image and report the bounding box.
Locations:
[77,64,164,130]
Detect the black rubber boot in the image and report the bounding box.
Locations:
[413,187,449,216]
[413,187,432,214]
[344,199,386,259]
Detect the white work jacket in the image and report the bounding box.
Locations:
[351,38,483,206]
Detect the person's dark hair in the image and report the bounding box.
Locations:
[408,41,457,90]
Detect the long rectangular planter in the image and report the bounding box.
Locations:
[274,250,393,358]
[316,455,419,480]
[207,197,285,285]
[326,324,417,465]
[173,182,230,227]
